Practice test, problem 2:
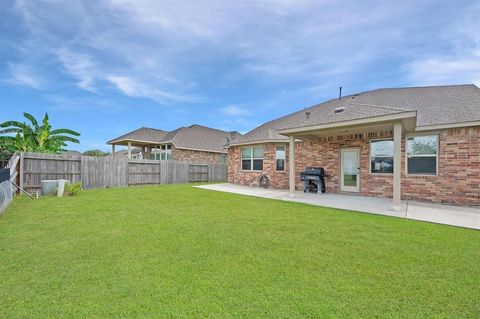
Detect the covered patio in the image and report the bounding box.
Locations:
[196,183,480,229]
[279,111,418,211]
[107,127,168,159]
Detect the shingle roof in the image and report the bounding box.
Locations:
[160,124,239,153]
[234,84,480,144]
[108,125,240,153]
[345,84,480,128]
[107,127,169,144]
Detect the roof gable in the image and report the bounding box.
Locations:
[160,125,238,153]
[108,127,168,144]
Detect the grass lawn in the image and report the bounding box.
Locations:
[1,184,479,318]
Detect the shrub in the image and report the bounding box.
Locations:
[65,182,82,196]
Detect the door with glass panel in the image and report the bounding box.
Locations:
[340,149,360,192]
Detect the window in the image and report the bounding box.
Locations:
[241,146,264,171]
[407,135,438,175]
[276,146,285,171]
[149,146,161,160]
[160,144,172,160]
[370,139,394,173]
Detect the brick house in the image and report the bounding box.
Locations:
[108,125,239,164]
[228,84,480,207]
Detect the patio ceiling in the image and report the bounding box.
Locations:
[278,112,417,137]
[108,139,160,147]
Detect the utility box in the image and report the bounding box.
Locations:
[41,180,58,196]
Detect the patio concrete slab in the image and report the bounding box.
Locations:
[195,183,480,230]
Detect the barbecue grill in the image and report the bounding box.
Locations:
[300,167,326,194]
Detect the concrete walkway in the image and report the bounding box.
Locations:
[195,183,480,230]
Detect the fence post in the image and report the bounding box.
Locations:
[126,158,130,187]
[80,155,85,187]
[19,152,24,196]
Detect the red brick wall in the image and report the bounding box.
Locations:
[228,144,290,188]
[402,127,480,205]
[228,127,480,206]
[172,146,226,164]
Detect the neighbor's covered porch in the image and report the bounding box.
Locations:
[109,140,159,160]
[281,113,417,211]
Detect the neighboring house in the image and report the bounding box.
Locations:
[228,84,480,207]
[108,127,169,160]
[115,148,143,159]
[108,125,239,164]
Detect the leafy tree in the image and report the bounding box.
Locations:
[0,112,81,154]
[0,140,15,162]
[83,149,110,157]
[409,139,437,155]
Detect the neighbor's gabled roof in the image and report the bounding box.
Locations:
[232,84,480,145]
[108,125,241,153]
[159,124,240,153]
[107,127,169,145]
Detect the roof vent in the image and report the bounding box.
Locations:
[334,106,346,113]
[305,111,311,120]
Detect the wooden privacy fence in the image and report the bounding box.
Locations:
[18,152,227,193]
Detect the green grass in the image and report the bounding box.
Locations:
[1,184,479,318]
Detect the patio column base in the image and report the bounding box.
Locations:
[392,205,402,212]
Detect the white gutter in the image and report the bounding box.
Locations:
[107,138,161,145]
[228,139,289,147]
[415,120,480,131]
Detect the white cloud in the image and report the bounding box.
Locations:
[404,1,480,86]
[43,94,124,111]
[106,76,139,96]
[8,0,480,110]
[4,63,44,89]
[406,57,480,86]
[11,0,417,87]
[107,75,203,103]
[221,105,251,116]
[55,48,98,92]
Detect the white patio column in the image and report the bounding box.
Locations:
[111,144,115,158]
[127,142,132,160]
[289,135,296,197]
[393,122,402,210]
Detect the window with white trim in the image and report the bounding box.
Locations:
[276,146,285,171]
[241,146,264,171]
[407,135,438,175]
[160,144,172,160]
[370,139,394,173]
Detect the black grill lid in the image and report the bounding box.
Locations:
[301,167,325,176]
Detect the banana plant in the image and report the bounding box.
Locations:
[0,112,80,153]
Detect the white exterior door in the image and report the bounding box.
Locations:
[341,149,360,192]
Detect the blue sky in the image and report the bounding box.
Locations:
[1,0,479,151]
